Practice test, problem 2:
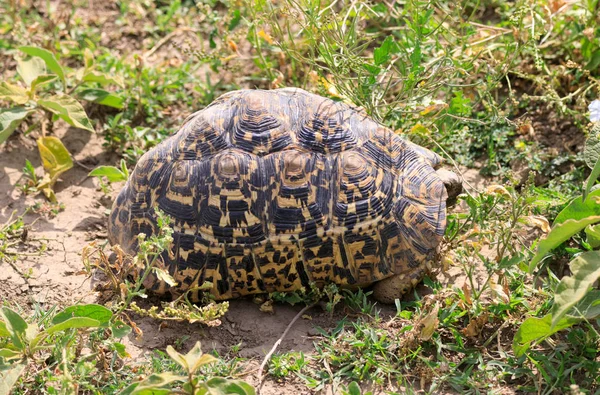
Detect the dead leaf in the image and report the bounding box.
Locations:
[419,302,439,341]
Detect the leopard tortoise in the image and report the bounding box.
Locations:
[108,88,461,303]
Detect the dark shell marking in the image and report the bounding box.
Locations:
[108,88,447,301]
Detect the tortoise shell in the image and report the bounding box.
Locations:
[108,88,448,302]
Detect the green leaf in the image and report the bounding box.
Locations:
[347,382,362,395]
[528,216,600,273]
[0,82,29,104]
[77,88,124,109]
[16,56,46,87]
[512,314,578,357]
[0,348,22,359]
[41,317,102,337]
[82,70,124,88]
[0,107,34,144]
[585,223,600,248]
[30,74,58,92]
[567,289,600,321]
[37,94,95,132]
[36,136,73,183]
[0,360,27,395]
[52,304,112,325]
[0,321,9,337]
[111,321,132,339]
[19,46,65,86]
[584,130,600,169]
[203,377,256,395]
[119,372,186,395]
[373,35,398,66]
[83,48,95,70]
[584,155,600,200]
[554,190,600,224]
[0,308,28,351]
[551,251,600,328]
[166,342,217,375]
[228,9,241,31]
[89,165,128,182]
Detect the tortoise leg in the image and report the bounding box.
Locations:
[372,266,428,304]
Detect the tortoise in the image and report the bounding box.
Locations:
[108,88,461,303]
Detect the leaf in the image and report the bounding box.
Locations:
[0,82,29,104]
[111,320,132,339]
[551,251,600,329]
[528,216,600,273]
[567,289,600,321]
[373,35,399,66]
[584,154,600,200]
[16,56,46,87]
[82,70,124,88]
[44,317,102,335]
[19,46,65,86]
[0,348,22,359]
[0,308,27,351]
[554,190,600,224]
[584,131,600,169]
[153,268,178,287]
[0,360,27,395]
[83,48,95,70]
[513,314,579,357]
[36,136,73,183]
[119,372,186,395]
[77,88,124,109]
[52,304,112,325]
[166,342,217,375]
[203,377,256,395]
[37,94,95,132]
[0,321,9,338]
[30,74,58,92]
[89,165,128,182]
[585,223,600,248]
[419,303,439,341]
[0,107,34,144]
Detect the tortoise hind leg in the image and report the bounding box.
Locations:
[372,266,428,303]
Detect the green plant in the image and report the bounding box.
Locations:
[514,121,600,356]
[89,159,130,193]
[119,341,255,395]
[0,46,123,200]
[0,304,120,393]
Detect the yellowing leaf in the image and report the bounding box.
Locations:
[82,70,124,88]
[19,46,65,86]
[36,136,73,185]
[153,267,177,287]
[0,107,34,144]
[519,215,551,233]
[0,82,29,104]
[16,56,46,87]
[258,29,274,44]
[419,303,439,341]
[37,94,95,132]
[485,185,511,197]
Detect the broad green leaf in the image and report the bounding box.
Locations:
[16,56,46,87]
[0,348,22,359]
[512,314,578,357]
[89,165,128,182]
[585,223,600,248]
[37,94,95,132]
[0,360,27,395]
[373,35,398,66]
[52,304,112,325]
[0,82,29,104]
[0,308,27,351]
[584,155,600,200]
[567,290,600,321]
[551,251,600,329]
[119,372,185,395]
[111,321,132,339]
[36,136,73,183]
[584,127,600,169]
[203,377,256,395]
[153,268,178,287]
[30,74,58,92]
[0,107,34,144]
[554,190,600,224]
[165,346,188,372]
[0,321,9,337]
[346,382,362,395]
[77,88,124,109]
[528,216,600,272]
[44,317,102,335]
[82,70,124,88]
[19,46,65,86]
